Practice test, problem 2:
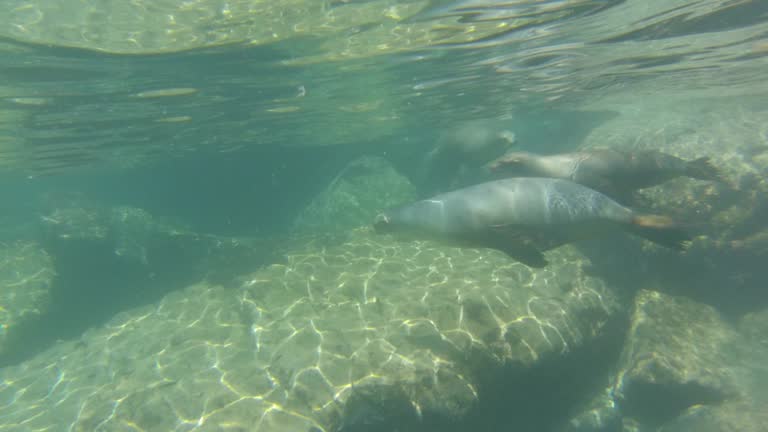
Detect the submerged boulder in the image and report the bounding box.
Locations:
[578,103,768,315]
[0,228,622,432]
[659,399,768,432]
[673,308,768,432]
[41,204,279,286]
[739,307,768,351]
[1,203,284,365]
[562,288,766,432]
[613,290,748,428]
[0,241,55,357]
[561,386,623,432]
[293,155,416,234]
[559,290,768,432]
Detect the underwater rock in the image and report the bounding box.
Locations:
[738,307,768,351]
[613,290,745,428]
[16,202,284,365]
[40,203,278,285]
[0,241,55,357]
[293,155,416,234]
[560,386,623,432]
[41,206,111,241]
[576,105,768,315]
[565,290,768,432]
[0,228,621,432]
[658,398,768,432]
[653,306,768,432]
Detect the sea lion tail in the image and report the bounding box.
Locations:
[629,214,692,251]
[685,157,722,182]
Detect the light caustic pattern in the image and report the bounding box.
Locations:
[0,229,617,432]
[0,241,54,357]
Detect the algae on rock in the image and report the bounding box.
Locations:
[293,156,416,234]
[614,290,746,427]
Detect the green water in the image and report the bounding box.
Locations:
[0,1,767,431]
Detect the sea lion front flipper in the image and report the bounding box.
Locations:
[496,242,549,268]
[484,228,549,267]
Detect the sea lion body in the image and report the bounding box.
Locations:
[488,149,720,202]
[374,177,689,267]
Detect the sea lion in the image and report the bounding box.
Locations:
[373,177,690,267]
[421,119,516,196]
[487,148,721,203]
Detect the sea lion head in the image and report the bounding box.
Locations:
[497,130,517,147]
[373,213,394,234]
[373,203,439,240]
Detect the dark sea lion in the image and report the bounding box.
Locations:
[374,177,690,268]
[487,148,721,203]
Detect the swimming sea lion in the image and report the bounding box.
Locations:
[487,148,721,203]
[374,177,690,268]
[421,119,516,196]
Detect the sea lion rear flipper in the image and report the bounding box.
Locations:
[629,214,692,251]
